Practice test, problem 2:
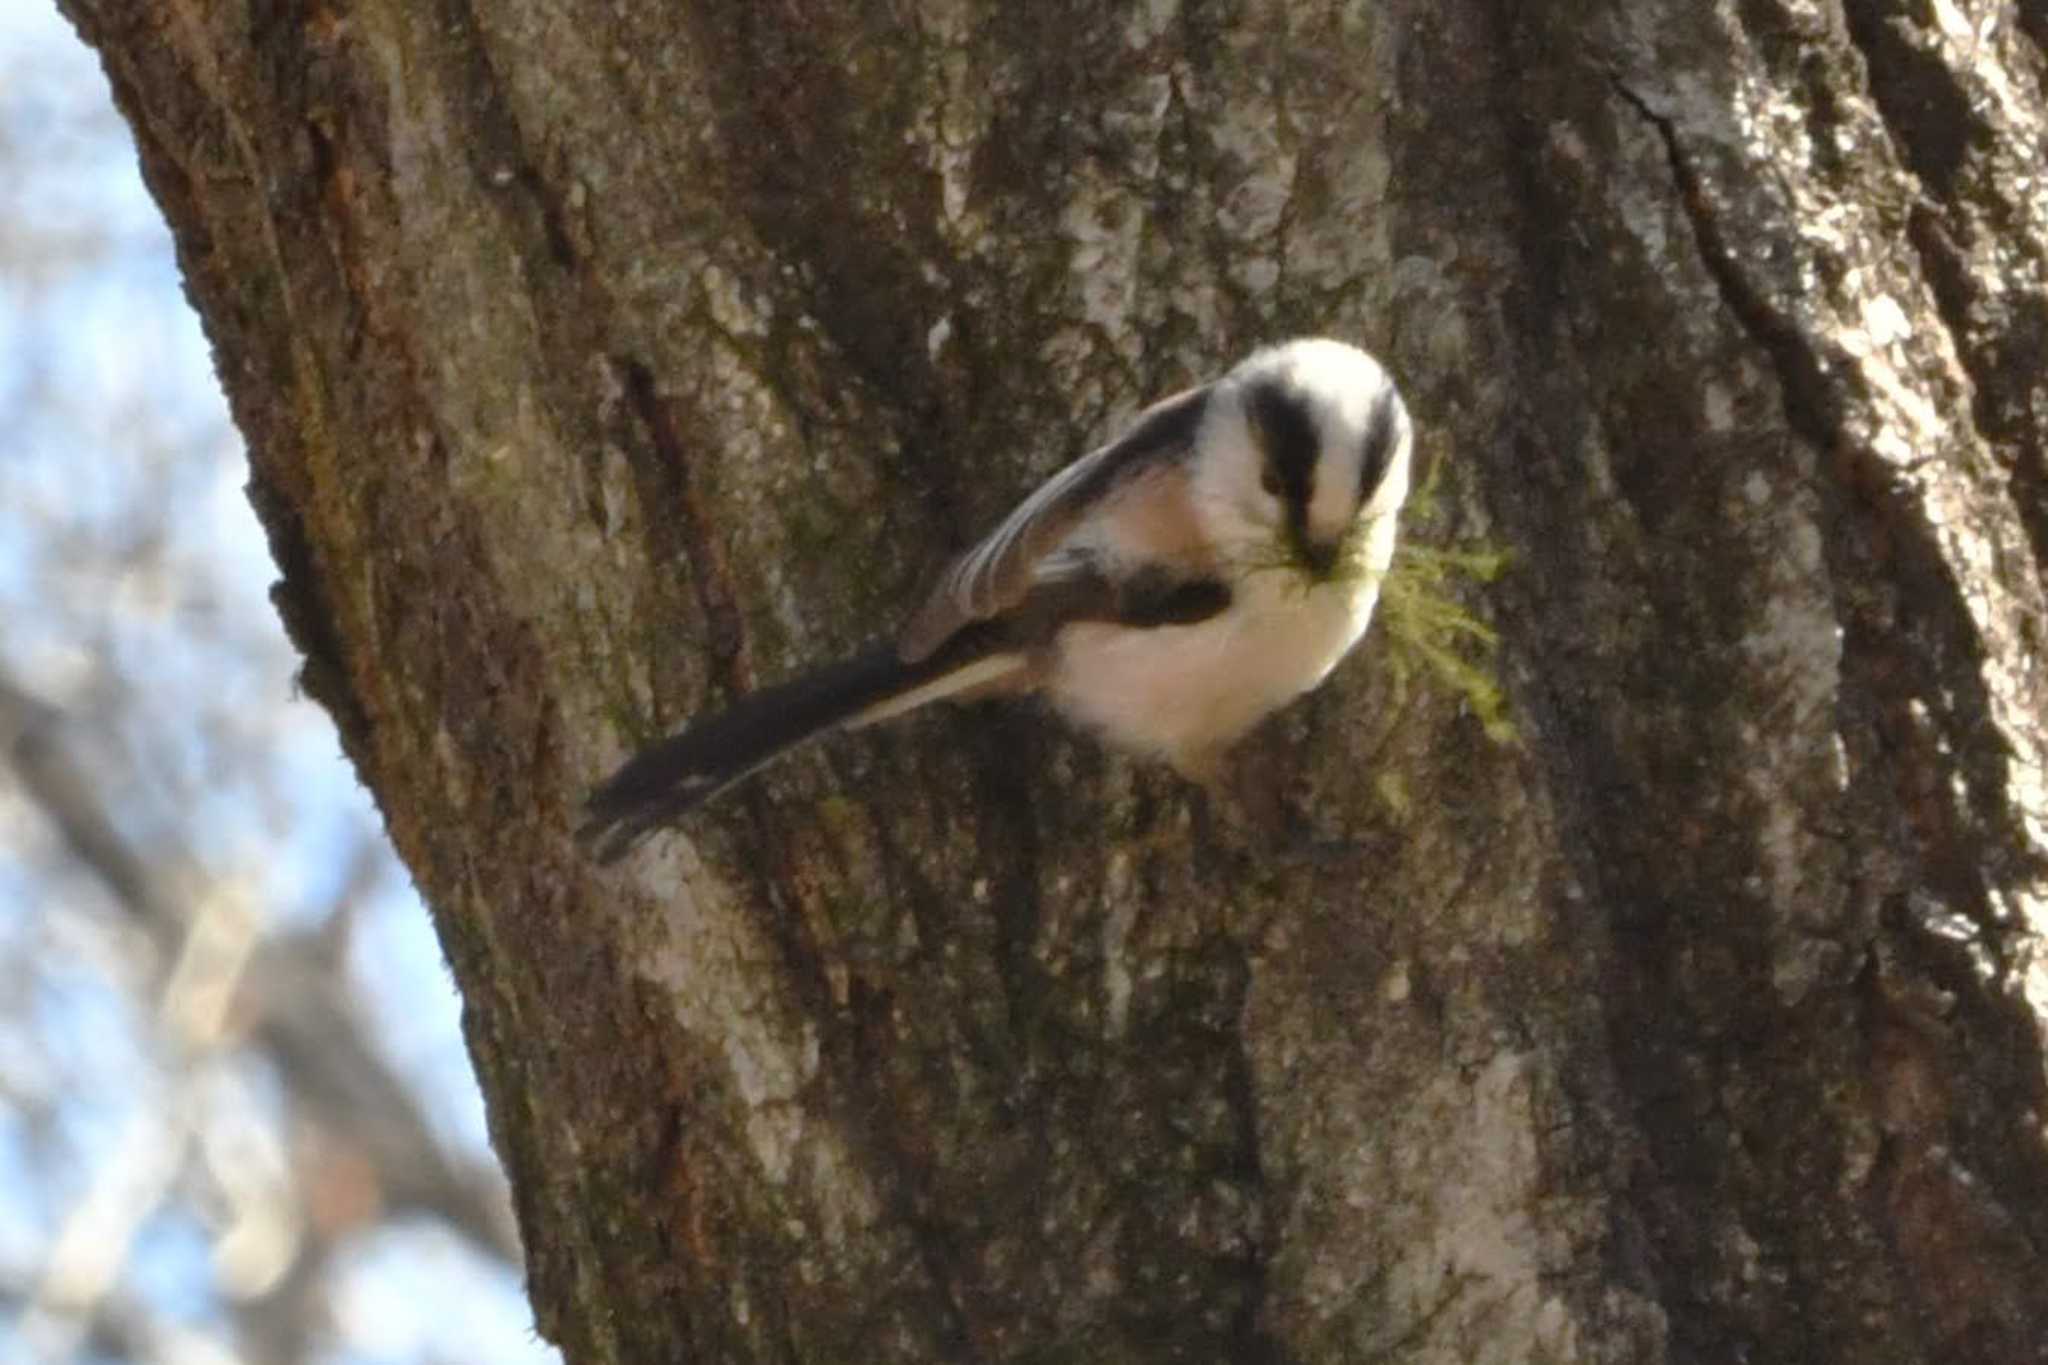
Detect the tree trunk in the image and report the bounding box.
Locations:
[65,0,2048,1360]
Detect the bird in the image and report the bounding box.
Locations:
[579,337,1414,862]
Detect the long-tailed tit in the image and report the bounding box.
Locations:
[580,337,1414,861]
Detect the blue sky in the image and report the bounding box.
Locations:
[1,5,555,1360]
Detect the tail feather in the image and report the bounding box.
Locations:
[579,639,1020,861]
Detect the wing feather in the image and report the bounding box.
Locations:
[897,384,1211,662]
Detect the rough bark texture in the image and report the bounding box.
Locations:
[64,0,2048,1361]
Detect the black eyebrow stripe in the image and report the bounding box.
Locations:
[1245,379,1319,530]
[1359,385,1406,503]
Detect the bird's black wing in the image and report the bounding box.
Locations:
[896,384,1212,662]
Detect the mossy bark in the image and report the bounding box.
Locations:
[66,0,2048,1361]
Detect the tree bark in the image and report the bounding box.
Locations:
[64,0,2048,1361]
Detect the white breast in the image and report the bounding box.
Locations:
[1044,525,1392,772]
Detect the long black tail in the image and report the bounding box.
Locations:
[578,639,1016,862]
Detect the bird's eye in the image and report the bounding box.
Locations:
[1260,464,1283,497]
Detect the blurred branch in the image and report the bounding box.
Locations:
[17,1098,191,1360]
[3,1278,247,1365]
[1,671,187,957]
[2,667,521,1350]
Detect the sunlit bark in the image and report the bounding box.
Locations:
[66,0,2048,1360]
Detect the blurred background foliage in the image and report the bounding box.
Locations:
[1,9,556,1363]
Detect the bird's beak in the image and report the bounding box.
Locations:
[1295,530,1340,580]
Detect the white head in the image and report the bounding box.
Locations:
[1192,338,1414,578]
